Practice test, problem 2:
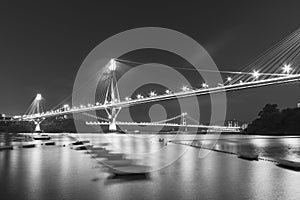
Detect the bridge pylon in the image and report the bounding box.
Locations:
[181,112,188,132]
[34,119,42,133]
[25,93,44,133]
[104,59,121,131]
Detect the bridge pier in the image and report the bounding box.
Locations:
[181,113,188,132]
[107,107,121,131]
[109,117,117,131]
[34,120,42,133]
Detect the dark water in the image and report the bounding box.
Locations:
[1,133,300,200]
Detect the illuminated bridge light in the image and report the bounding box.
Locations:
[125,96,130,101]
[227,77,232,82]
[165,89,171,94]
[282,63,292,74]
[252,70,260,79]
[109,59,117,71]
[137,94,142,99]
[181,86,189,91]
[149,91,157,97]
[202,83,209,88]
[35,93,42,101]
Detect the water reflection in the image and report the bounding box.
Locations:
[1,133,300,200]
[182,136,300,162]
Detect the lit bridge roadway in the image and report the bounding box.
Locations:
[19,73,300,120]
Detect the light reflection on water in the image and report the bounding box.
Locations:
[0,133,300,200]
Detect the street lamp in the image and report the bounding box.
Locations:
[149,91,157,97]
[282,63,292,74]
[181,86,189,91]
[202,83,209,88]
[252,70,260,79]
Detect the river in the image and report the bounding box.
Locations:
[1,133,300,200]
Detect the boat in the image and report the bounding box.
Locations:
[32,134,51,140]
[101,159,134,167]
[107,165,151,175]
[95,153,124,160]
[0,146,13,151]
[74,144,93,150]
[276,159,300,171]
[89,149,110,154]
[43,141,56,146]
[21,143,36,148]
[237,152,259,161]
[72,140,90,145]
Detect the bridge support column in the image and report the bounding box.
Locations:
[34,120,42,133]
[107,107,121,131]
[181,113,188,132]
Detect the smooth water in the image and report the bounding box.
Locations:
[1,133,300,200]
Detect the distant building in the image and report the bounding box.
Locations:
[227,119,239,127]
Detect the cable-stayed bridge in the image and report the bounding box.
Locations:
[12,27,300,133]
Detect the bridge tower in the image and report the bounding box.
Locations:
[30,93,43,133]
[104,59,121,131]
[181,112,188,132]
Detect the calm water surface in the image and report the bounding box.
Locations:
[1,133,300,200]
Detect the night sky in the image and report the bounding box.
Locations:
[1,1,300,123]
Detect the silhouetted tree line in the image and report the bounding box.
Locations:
[246,104,300,135]
[0,117,77,133]
[0,121,33,133]
[41,117,77,133]
[41,116,103,133]
[0,116,103,133]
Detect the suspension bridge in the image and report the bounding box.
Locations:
[11,27,300,133]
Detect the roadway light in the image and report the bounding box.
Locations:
[181,86,189,91]
[125,97,130,101]
[252,70,260,79]
[63,104,69,110]
[165,89,171,94]
[149,91,157,97]
[282,63,292,74]
[137,94,142,99]
[202,83,209,88]
[227,77,232,82]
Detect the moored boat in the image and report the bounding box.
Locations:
[276,158,300,171]
[32,134,51,140]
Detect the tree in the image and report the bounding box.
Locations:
[247,104,300,135]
